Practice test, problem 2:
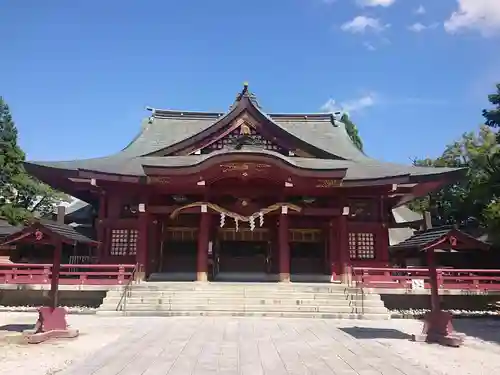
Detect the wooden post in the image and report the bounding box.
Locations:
[379,196,390,264]
[23,205,79,343]
[49,206,65,310]
[278,209,290,282]
[423,212,440,312]
[197,211,210,281]
[96,193,106,261]
[328,220,337,280]
[49,240,62,310]
[136,203,149,281]
[412,211,463,347]
[338,206,349,283]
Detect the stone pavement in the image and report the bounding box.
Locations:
[60,317,435,375]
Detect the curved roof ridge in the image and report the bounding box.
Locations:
[153,109,223,119]
[269,113,336,120]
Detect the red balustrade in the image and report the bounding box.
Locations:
[0,263,135,285]
[352,267,500,291]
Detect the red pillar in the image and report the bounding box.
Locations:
[49,240,62,310]
[328,220,337,280]
[278,211,290,282]
[338,209,349,283]
[379,225,390,265]
[379,197,390,265]
[96,192,107,261]
[197,211,211,282]
[136,204,149,281]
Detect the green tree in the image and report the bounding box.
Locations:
[483,83,500,138]
[409,126,499,228]
[0,96,68,224]
[341,113,364,151]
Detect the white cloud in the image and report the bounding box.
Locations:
[357,0,395,7]
[415,5,426,15]
[341,16,390,33]
[408,23,426,32]
[363,41,376,51]
[321,94,376,114]
[444,0,500,36]
[408,22,438,32]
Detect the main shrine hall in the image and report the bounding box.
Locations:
[24,84,462,282]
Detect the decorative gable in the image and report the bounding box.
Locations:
[199,120,288,155]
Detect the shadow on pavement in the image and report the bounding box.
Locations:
[452,319,500,344]
[0,324,34,332]
[340,327,412,340]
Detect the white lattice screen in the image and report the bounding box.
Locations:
[348,232,375,260]
[110,229,138,256]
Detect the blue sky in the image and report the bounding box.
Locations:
[1,0,499,164]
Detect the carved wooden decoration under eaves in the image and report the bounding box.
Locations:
[315,179,342,188]
[220,163,271,173]
[147,176,171,185]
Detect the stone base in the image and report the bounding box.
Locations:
[24,307,79,344]
[24,328,79,344]
[411,310,464,348]
[411,333,464,347]
[135,271,146,282]
[279,273,290,282]
[197,271,208,282]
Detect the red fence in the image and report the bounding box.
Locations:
[0,263,135,285]
[352,267,500,291]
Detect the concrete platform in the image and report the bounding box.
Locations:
[57,317,437,375]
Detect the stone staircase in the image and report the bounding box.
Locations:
[97,282,390,319]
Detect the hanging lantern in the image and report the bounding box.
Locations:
[220,213,226,228]
[259,212,264,227]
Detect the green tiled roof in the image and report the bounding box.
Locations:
[24,86,464,182]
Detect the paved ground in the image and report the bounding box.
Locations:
[1,313,500,375]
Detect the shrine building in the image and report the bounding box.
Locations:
[24,84,462,282]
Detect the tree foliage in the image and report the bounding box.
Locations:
[409,126,498,228]
[0,96,68,225]
[409,84,500,242]
[483,83,500,140]
[341,113,364,151]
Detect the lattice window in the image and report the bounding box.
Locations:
[201,126,287,154]
[110,229,138,256]
[348,232,375,260]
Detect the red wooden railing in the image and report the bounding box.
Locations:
[0,263,135,285]
[352,267,500,291]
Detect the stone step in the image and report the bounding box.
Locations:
[99,303,388,314]
[96,310,390,320]
[110,292,381,303]
[101,296,384,307]
[130,284,348,292]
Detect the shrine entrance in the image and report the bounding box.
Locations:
[158,227,198,278]
[289,229,328,280]
[213,228,270,281]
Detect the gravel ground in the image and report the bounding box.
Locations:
[338,318,500,375]
[1,313,500,375]
[0,312,139,375]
